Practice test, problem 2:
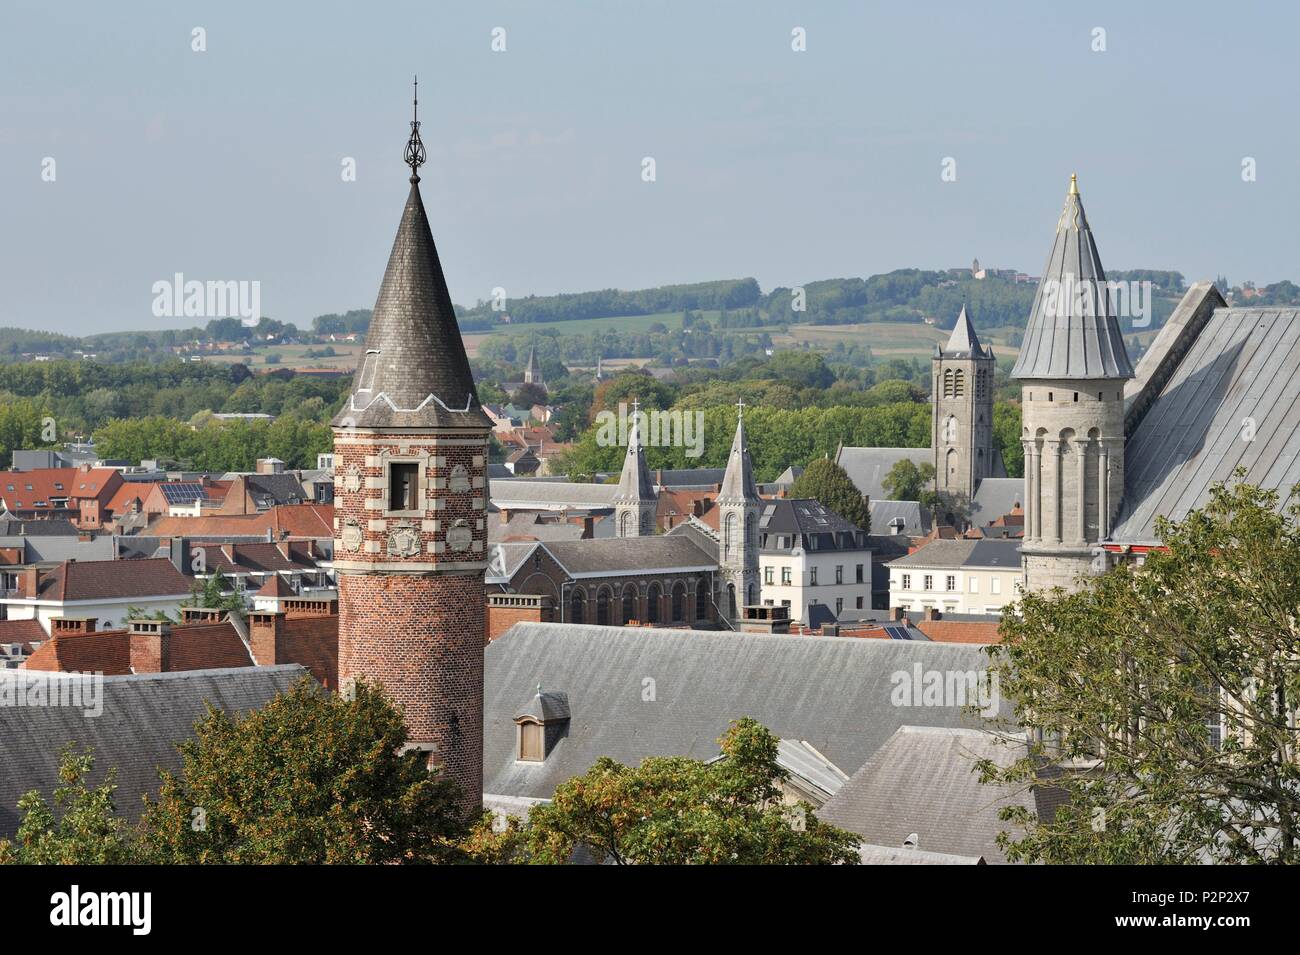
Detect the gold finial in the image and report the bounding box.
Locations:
[1069,173,1079,196]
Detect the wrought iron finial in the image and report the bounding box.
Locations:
[736,398,746,422]
[404,74,426,182]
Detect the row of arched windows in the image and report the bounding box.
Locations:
[569,578,707,626]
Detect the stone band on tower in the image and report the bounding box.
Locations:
[1013,175,1134,594]
[330,82,491,816]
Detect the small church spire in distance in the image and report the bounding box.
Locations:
[403,75,426,182]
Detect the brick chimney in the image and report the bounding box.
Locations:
[180,607,225,625]
[51,616,96,635]
[923,607,941,622]
[128,619,172,672]
[890,605,908,622]
[281,597,338,618]
[247,610,284,666]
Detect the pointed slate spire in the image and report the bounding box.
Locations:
[718,401,761,503]
[614,400,655,503]
[524,346,543,385]
[942,305,985,358]
[332,82,489,430]
[1012,175,1134,380]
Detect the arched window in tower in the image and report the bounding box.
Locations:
[618,511,631,537]
[745,513,757,558]
[944,415,958,444]
[723,513,738,563]
[943,368,955,398]
[696,575,709,620]
[945,447,958,487]
[953,370,965,397]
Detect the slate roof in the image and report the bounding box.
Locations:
[941,305,988,359]
[868,499,931,537]
[0,518,80,537]
[665,517,720,562]
[817,726,1060,864]
[331,178,490,430]
[835,447,931,502]
[968,477,1024,525]
[758,498,868,548]
[717,416,760,504]
[1011,176,1135,381]
[613,416,655,504]
[0,665,308,836]
[515,691,571,723]
[489,479,620,510]
[887,538,1021,570]
[1113,306,1300,543]
[236,474,307,508]
[542,536,715,577]
[655,468,727,488]
[28,558,192,602]
[482,623,1010,801]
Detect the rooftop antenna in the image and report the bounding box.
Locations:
[403,75,427,183]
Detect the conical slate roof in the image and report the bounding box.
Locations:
[525,347,541,378]
[941,305,986,358]
[613,411,655,503]
[1011,176,1134,381]
[718,413,761,504]
[332,180,490,430]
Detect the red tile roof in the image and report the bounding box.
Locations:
[0,467,122,511]
[255,575,296,597]
[146,503,333,539]
[914,619,1003,645]
[31,558,192,602]
[22,620,253,675]
[0,618,47,651]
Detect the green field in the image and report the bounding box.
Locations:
[490,310,719,337]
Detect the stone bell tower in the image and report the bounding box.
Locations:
[932,304,996,506]
[717,400,761,620]
[330,79,491,815]
[1014,175,1134,594]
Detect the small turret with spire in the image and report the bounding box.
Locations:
[613,399,656,537]
[718,400,761,620]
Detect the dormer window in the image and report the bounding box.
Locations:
[357,350,380,392]
[514,690,570,762]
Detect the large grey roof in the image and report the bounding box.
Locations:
[835,447,930,502]
[0,665,308,837]
[332,179,490,430]
[482,623,1010,801]
[1011,177,1135,381]
[1113,306,1300,543]
[656,467,727,488]
[541,536,715,577]
[757,498,868,545]
[817,726,1052,864]
[489,479,619,511]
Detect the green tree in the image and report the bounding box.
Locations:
[982,476,1300,863]
[881,458,938,507]
[136,680,470,864]
[789,458,871,531]
[181,571,244,614]
[473,719,858,864]
[0,747,134,865]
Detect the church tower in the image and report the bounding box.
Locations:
[613,400,656,537]
[932,305,996,506]
[523,346,544,390]
[717,402,761,620]
[1013,175,1134,593]
[330,82,491,816]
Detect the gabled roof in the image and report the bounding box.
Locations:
[817,726,1059,864]
[146,504,333,540]
[29,558,192,602]
[1011,176,1134,381]
[0,666,308,836]
[255,575,296,597]
[0,467,121,510]
[22,619,255,675]
[541,536,715,577]
[331,178,489,430]
[490,479,619,511]
[758,498,868,546]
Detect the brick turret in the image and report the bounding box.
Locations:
[330,84,492,816]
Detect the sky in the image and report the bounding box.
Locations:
[2,1,1295,335]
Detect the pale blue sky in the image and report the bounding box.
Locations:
[1,1,1293,334]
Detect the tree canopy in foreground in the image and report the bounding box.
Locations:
[983,477,1300,863]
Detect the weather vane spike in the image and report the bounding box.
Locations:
[404,74,427,182]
